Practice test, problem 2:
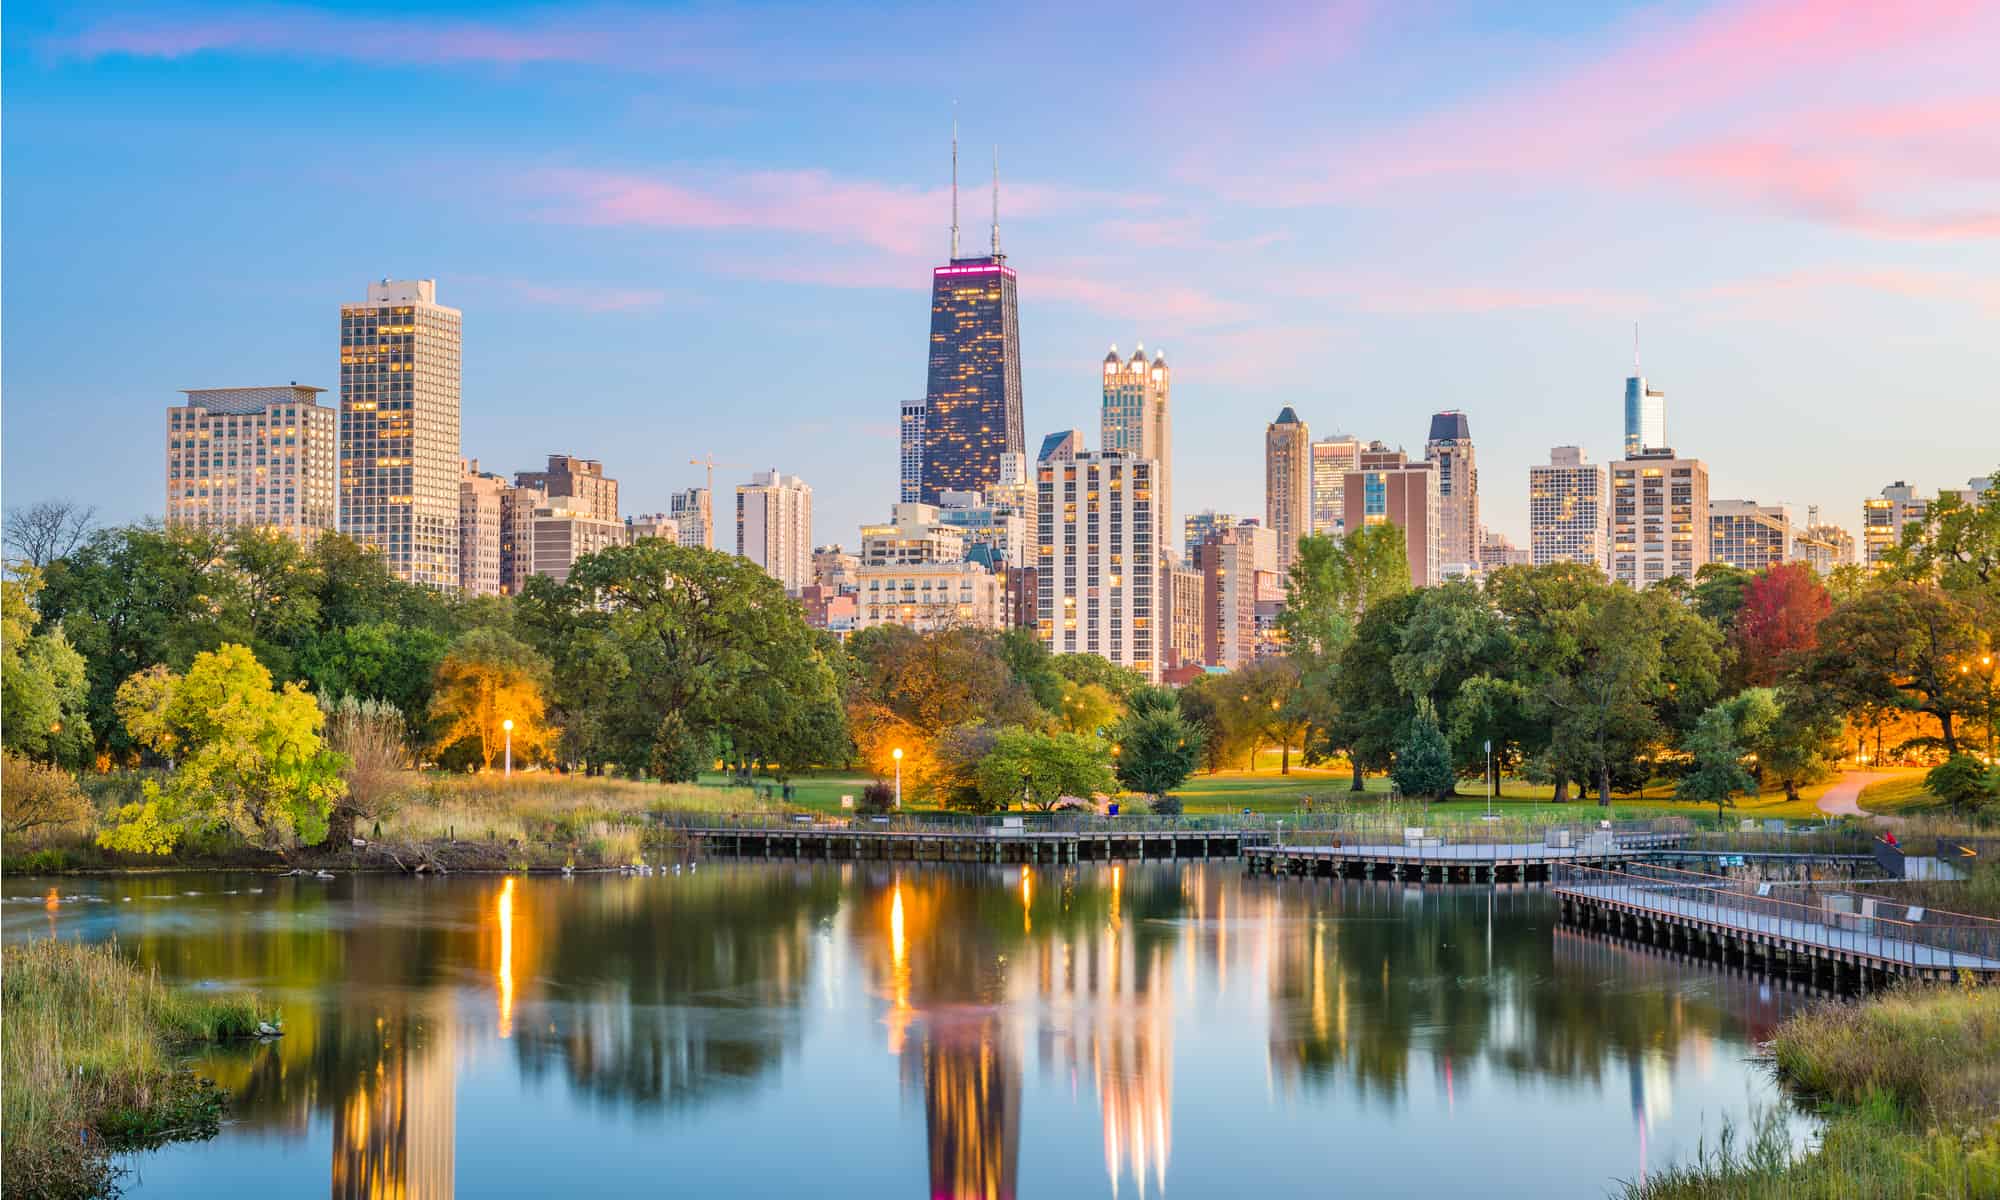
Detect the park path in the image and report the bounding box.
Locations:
[1817,771,1903,825]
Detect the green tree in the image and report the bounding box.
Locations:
[297,620,451,734]
[99,644,346,856]
[1926,754,2000,812]
[1223,655,1309,773]
[1111,701,1203,807]
[973,728,1117,812]
[1691,562,1754,634]
[1802,582,1986,756]
[997,628,1065,712]
[1048,653,1148,703]
[429,628,556,771]
[1738,686,1845,803]
[1678,701,1757,820]
[1055,678,1122,736]
[1390,705,1454,801]
[2,568,93,766]
[1890,471,1999,594]
[1326,590,1422,790]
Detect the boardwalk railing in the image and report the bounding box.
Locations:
[1554,861,2000,971]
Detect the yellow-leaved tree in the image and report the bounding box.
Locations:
[429,629,556,771]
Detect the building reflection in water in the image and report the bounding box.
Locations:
[328,1005,457,1200]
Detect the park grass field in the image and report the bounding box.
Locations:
[1857,769,1943,815]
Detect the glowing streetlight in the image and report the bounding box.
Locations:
[892,747,903,810]
[503,718,514,778]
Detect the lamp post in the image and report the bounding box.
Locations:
[502,718,514,778]
[892,747,903,810]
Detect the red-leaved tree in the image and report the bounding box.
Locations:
[1733,563,1832,687]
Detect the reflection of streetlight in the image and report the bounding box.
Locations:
[503,718,514,778]
[892,747,903,810]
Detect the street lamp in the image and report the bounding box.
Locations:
[502,718,514,778]
[892,747,903,810]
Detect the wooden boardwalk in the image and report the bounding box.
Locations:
[1554,863,2000,985]
[679,825,1259,864]
[1243,831,1683,882]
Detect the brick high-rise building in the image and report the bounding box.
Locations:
[1610,448,1710,587]
[1529,445,1609,568]
[514,455,617,524]
[736,469,813,592]
[1342,444,1441,587]
[1036,451,1160,681]
[166,385,337,542]
[1425,411,1478,570]
[339,278,462,589]
[497,481,544,594]
[1264,407,1310,580]
[1192,521,1275,670]
[458,459,505,596]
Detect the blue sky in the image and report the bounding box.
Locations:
[4,0,1997,549]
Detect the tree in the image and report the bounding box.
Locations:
[1678,701,1757,820]
[1891,472,1999,594]
[1692,563,1753,634]
[1733,564,1832,687]
[1739,687,1844,803]
[1225,656,1309,772]
[1,751,92,841]
[298,620,451,735]
[1926,754,2000,812]
[1326,590,1422,790]
[1176,674,1233,774]
[996,628,1065,712]
[322,695,408,843]
[429,628,555,771]
[1056,679,1121,736]
[1111,702,1203,805]
[3,499,97,569]
[973,729,1117,812]
[932,724,1004,811]
[1048,653,1148,703]
[2,568,93,766]
[840,623,1037,796]
[1803,583,1985,756]
[1390,706,1455,801]
[99,644,346,856]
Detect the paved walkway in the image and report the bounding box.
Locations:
[1817,771,1903,826]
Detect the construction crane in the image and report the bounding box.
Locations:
[687,454,749,551]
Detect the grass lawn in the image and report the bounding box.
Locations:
[1858,769,1943,815]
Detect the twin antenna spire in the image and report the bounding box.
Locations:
[949,109,1000,260]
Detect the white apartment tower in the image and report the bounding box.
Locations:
[1101,345,1172,557]
[1037,451,1160,682]
[1528,445,1609,568]
[339,279,463,589]
[166,385,337,542]
[736,469,814,592]
[668,486,711,549]
[1862,482,1928,570]
[1610,448,1711,586]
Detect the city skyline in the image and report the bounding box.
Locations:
[5,2,1999,553]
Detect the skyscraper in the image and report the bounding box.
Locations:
[1037,451,1160,682]
[736,469,813,592]
[1610,448,1710,586]
[1709,500,1793,572]
[1623,375,1666,457]
[919,131,1023,503]
[1425,412,1478,569]
[1341,445,1441,587]
[1101,344,1172,553]
[458,459,504,597]
[667,486,711,549]
[339,278,463,589]
[166,385,337,542]
[1264,407,1310,578]
[899,400,926,504]
[1182,510,1238,560]
[1529,445,1609,568]
[1309,434,1361,539]
[1862,482,1928,570]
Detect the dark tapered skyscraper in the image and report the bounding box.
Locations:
[919,131,1023,503]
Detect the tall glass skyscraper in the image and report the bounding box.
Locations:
[919,134,1024,503]
[1623,375,1665,457]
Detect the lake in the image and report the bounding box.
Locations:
[3,863,1818,1198]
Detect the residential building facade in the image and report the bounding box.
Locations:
[1192,522,1272,671]
[458,460,505,596]
[936,490,1029,569]
[514,455,617,524]
[166,384,337,542]
[1342,446,1442,587]
[1529,445,1609,568]
[521,500,624,587]
[856,561,1006,632]
[1183,510,1238,561]
[339,278,462,589]
[860,502,966,566]
[736,469,813,592]
[1863,482,1928,570]
[1309,434,1361,540]
[1709,500,1793,572]
[1425,411,1478,571]
[1610,448,1711,586]
[1100,345,1172,553]
[667,486,711,549]
[1164,562,1203,671]
[1264,407,1310,579]
[497,481,544,594]
[1036,451,1160,682]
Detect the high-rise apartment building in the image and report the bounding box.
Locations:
[1709,500,1793,572]
[1529,445,1609,569]
[1192,521,1275,670]
[919,134,1023,503]
[1425,411,1478,570]
[736,469,813,592]
[855,561,1006,633]
[1863,482,1928,570]
[899,400,926,504]
[521,500,624,587]
[1791,508,1857,576]
[1164,563,1203,671]
[1101,345,1172,553]
[166,385,337,542]
[1264,407,1310,579]
[1183,510,1238,561]
[497,481,543,594]
[1309,434,1361,540]
[458,460,505,597]
[1610,448,1710,587]
[1036,451,1160,682]
[662,487,710,549]
[339,278,462,589]
[513,455,617,524]
[1342,445,1441,587]
[1623,374,1666,457]
[860,502,966,567]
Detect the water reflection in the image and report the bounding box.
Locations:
[1,866,1812,1199]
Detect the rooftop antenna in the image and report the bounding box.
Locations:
[950,108,960,259]
[1633,321,1640,372]
[991,145,1002,257]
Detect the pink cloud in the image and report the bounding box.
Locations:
[1708,267,2000,314]
[1035,274,1251,325]
[46,8,670,67]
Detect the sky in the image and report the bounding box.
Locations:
[4,0,1998,551]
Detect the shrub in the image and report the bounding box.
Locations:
[1927,754,2000,812]
[857,780,897,814]
[1148,794,1184,816]
[1,750,93,844]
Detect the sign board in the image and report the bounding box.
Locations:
[1002,816,1023,830]
[839,795,854,809]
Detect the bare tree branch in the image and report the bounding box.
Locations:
[3,499,99,569]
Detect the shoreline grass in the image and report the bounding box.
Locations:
[2,938,265,1199]
[1621,983,2000,1199]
